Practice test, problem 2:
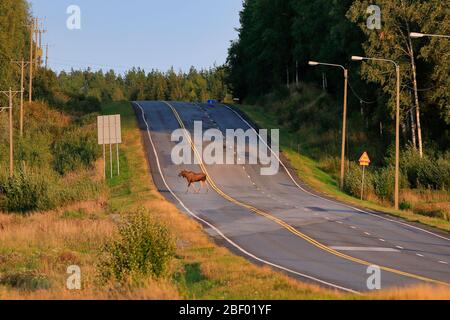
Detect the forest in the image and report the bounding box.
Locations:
[227,0,449,155]
[226,0,449,214]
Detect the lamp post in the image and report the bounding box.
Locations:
[410,32,450,39]
[308,61,348,190]
[352,56,401,210]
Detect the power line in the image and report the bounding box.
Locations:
[347,80,378,105]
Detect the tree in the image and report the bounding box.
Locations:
[347,0,435,157]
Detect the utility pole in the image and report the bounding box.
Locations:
[45,44,48,70]
[36,20,47,66]
[28,18,34,102]
[12,60,30,137]
[1,88,20,177]
[28,17,46,102]
[394,65,401,210]
[341,69,348,190]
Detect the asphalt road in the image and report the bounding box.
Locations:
[133,100,450,293]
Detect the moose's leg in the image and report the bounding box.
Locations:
[186,182,192,194]
[200,180,209,193]
[194,182,201,193]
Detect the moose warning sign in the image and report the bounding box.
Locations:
[358,152,371,200]
[359,152,371,167]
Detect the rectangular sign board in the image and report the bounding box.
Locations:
[98,115,122,145]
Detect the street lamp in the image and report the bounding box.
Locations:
[351,56,401,210]
[308,61,348,190]
[410,32,450,39]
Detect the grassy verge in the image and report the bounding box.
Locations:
[233,104,450,233]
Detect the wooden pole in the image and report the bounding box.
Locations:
[9,88,14,177]
[340,69,348,190]
[394,65,400,210]
[20,60,24,137]
[29,19,34,103]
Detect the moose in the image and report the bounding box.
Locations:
[178,170,209,194]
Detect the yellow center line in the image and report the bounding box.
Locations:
[164,101,449,287]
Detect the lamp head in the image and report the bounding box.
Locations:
[410,32,424,38]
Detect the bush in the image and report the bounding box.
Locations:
[0,166,59,212]
[372,166,396,200]
[401,145,449,190]
[343,163,373,200]
[98,210,175,284]
[52,126,100,175]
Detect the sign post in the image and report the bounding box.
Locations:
[359,152,371,200]
[98,115,122,179]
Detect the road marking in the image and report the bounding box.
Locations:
[416,253,424,257]
[396,246,404,250]
[330,247,400,252]
[364,232,371,236]
[336,221,343,224]
[223,104,450,242]
[439,261,448,265]
[350,226,357,229]
[134,102,360,294]
[165,101,450,288]
[379,239,386,242]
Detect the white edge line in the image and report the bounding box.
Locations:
[222,104,450,242]
[134,102,360,294]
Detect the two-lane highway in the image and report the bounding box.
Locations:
[133,100,450,293]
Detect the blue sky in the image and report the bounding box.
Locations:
[29,0,243,73]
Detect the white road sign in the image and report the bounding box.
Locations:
[98,115,122,145]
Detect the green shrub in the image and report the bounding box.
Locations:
[0,166,101,213]
[52,126,100,175]
[343,163,373,200]
[414,207,448,221]
[401,145,449,190]
[98,210,175,284]
[0,167,59,212]
[372,166,396,200]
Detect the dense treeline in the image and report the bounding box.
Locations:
[54,65,231,104]
[33,66,232,114]
[227,0,449,154]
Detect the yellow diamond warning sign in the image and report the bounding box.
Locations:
[359,152,371,167]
